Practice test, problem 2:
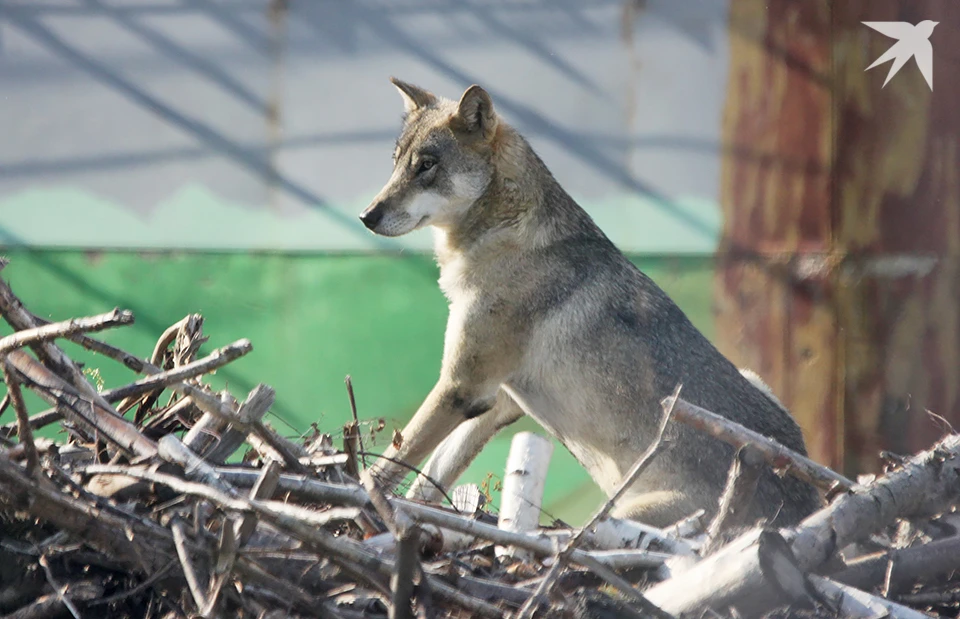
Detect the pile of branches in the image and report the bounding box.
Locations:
[1,257,960,619]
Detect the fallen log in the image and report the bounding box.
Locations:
[644,433,960,617]
[832,534,960,595]
[644,529,811,616]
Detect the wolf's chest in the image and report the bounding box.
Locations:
[437,260,468,300]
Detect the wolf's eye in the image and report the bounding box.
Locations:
[417,160,436,175]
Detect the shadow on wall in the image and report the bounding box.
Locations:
[1,0,736,245]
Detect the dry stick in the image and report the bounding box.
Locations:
[397,493,670,569]
[421,576,502,619]
[164,438,279,615]
[1,360,39,476]
[232,558,341,619]
[154,438,383,585]
[2,580,103,619]
[362,474,422,619]
[362,472,406,535]
[898,590,960,605]
[832,534,960,595]
[87,561,177,608]
[91,464,381,579]
[126,313,205,419]
[171,519,211,613]
[0,456,176,574]
[37,554,83,619]
[664,509,708,539]
[431,568,531,607]
[0,454,335,618]
[151,314,202,366]
[645,433,960,618]
[6,349,158,458]
[143,395,197,434]
[345,375,367,469]
[103,339,252,403]
[28,311,150,373]
[235,460,282,546]
[702,444,765,555]
[0,308,134,356]
[356,450,458,507]
[670,397,855,492]
[80,460,537,619]
[652,527,814,618]
[170,381,308,473]
[577,552,678,613]
[390,529,420,619]
[170,383,307,473]
[215,467,370,506]
[0,278,120,430]
[544,516,697,556]
[3,339,252,438]
[516,384,681,619]
[209,466,672,570]
[1,409,62,439]
[27,555,97,619]
[83,463,503,616]
[809,575,931,619]
[791,433,960,571]
[343,422,360,478]
[188,384,275,464]
[573,548,688,571]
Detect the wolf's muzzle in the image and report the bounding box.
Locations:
[359,204,384,230]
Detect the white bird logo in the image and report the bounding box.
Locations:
[863,20,938,90]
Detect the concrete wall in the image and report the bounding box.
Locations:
[1,0,729,252]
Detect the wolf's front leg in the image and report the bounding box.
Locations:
[406,390,525,502]
[363,380,503,493]
[363,299,524,494]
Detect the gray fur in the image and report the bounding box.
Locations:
[359,80,820,528]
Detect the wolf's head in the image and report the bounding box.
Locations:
[360,79,500,237]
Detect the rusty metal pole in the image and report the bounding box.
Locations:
[715,0,960,475]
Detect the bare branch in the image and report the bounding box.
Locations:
[171,518,211,613]
[670,396,855,492]
[1,360,39,476]
[702,444,764,554]
[7,350,158,458]
[810,575,931,619]
[0,309,134,357]
[833,534,960,595]
[0,275,112,406]
[170,381,307,473]
[646,434,960,617]
[345,375,367,470]
[104,339,252,403]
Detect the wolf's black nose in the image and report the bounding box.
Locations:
[360,206,384,230]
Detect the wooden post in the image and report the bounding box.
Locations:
[716,0,960,475]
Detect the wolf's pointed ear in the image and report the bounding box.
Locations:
[390,77,437,114]
[455,85,497,140]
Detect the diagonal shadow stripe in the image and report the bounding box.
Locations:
[303,2,717,241]
[4,11,442,268]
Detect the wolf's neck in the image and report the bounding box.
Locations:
[436,129,598,264]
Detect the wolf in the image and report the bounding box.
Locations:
[358,78,820,527]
